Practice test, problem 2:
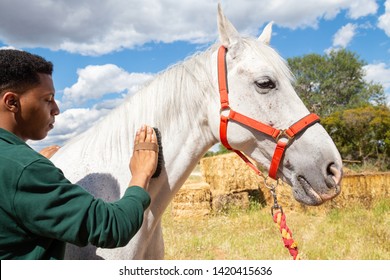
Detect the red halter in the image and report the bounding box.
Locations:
[217,46,320,180]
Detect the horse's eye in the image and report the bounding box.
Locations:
[255,79,276,90]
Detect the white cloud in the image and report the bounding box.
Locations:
[378,0,390,36]
[28,107,107,151]
[0,0,380,55]
[325,23,358,54]
[333,23,357,48]
[363,63,390,91]
[0,45,17,50]
[347,0,378,19]
[363,63,390,106]
[52,108,106,138]
[62,64,153,107]
[236,0,377,30]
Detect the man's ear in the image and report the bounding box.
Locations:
[2,92,20,112]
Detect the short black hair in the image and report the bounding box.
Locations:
[0,49,53,95]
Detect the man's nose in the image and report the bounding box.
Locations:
[52,100,60,115]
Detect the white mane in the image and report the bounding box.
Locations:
[125,46,216,134]
[61,46,219,159]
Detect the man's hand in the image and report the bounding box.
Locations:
[129,125,158,189]
[39,145,60,159]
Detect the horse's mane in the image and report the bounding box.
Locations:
[121,45,218,135]
[61,45,218,158]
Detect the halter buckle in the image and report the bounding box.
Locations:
[275,129,293,144]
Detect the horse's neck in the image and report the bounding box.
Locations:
[138,54,219,207]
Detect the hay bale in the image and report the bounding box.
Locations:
[212,192,250,210]
[172,182,212,217]
[201,153,295,209]
[200,153,261,195]
[336,173,390,207]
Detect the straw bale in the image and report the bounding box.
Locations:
[172,182,212,217]
[336,173,390,207]
[200,153,260,195]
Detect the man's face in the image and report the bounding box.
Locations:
[16,74,60,141]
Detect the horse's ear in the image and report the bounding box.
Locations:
[258,22,273,45]
[217,3,240,48]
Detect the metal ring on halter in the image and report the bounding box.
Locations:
[263,175,279,190]
[275,129,293,144]
[219,106,231,117]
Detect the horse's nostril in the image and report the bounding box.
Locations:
[326,163,335,176]
[326,163,343,188]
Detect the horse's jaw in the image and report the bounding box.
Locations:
[243,124,343,206]
[278,131,343,206]
[288,173,342,206]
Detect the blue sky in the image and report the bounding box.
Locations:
[0,0,389,151]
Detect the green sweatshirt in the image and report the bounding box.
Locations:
[0,128,151,260]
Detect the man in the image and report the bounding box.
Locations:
[0,49,158,259]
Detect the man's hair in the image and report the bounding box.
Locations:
[0,49,53,95]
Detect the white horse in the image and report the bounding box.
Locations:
[51,5,343,259]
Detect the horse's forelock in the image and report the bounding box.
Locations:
[241,38,294,83]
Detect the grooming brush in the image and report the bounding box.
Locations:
[152,127,164,178]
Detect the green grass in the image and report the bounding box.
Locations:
[162,199,390,260]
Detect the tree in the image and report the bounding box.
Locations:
[322,105,390,170]
[288,49,386,117]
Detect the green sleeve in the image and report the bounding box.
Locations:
[14,158,151,248]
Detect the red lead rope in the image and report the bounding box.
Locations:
[273,209,300,260]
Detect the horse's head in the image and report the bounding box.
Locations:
[209,5,342,206]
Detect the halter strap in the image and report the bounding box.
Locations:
[217,46,320,180]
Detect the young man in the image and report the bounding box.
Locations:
[0,49,158,259]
